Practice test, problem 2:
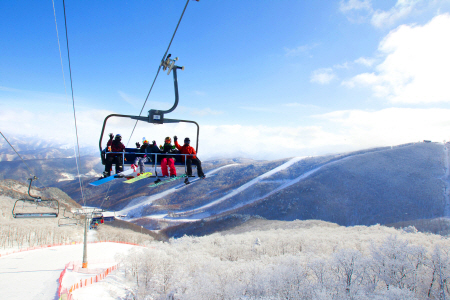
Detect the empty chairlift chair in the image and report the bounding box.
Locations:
[12,177,59,218]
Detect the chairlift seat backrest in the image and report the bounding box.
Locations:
[12,199,59,219]
[108,148,191,166]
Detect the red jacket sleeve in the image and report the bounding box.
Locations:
[174,140,182,151]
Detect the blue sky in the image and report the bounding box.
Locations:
[2,0,450,160]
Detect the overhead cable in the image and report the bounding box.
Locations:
[0,131,48,189]
[56,0,87,206]
[126,0,193,146]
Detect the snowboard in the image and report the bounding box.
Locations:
[89,168,136,186]
[123,172,153,184]
[148,174,187,188]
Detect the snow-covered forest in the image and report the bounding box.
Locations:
[115,220,450,300]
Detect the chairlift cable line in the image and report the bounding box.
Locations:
[99,183,112,210]
[126,0,192,147]
[0,131,48,190]
[61,0,87,206]
[52,0,86,204]
[52,0,77,159]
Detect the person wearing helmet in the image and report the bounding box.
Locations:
[107,133,115,148]
[174,136,205,179]
[160,136,177,178]
[131,138,151,174]
[104,134,126,177]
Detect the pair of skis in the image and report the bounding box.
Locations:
[89,169,152,186]
[90,169,211,187]
[148,174,188,188]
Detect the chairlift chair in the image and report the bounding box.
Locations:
[98,55,199,178]
[58,208,79,227]
[12,177,59,218]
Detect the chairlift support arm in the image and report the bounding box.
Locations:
[12,177,59,218]
[99,56,200,156]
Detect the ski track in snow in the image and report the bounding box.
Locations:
[176,156,305,213]
[138,157,306,221]
[138,144,420,222]
[443,145,450,217]
[119,164,240,217]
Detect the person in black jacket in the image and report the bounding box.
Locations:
[104,134,126,177]
[131,139,151,174]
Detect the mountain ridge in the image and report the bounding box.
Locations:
[0,139,447,238]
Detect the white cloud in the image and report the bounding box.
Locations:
[340,0,372,13]
[190,107,223,116]
[0,86,21,92]
[118,91,140,108]
[192,90,206,96]
[339,0,374,23]
[343,14,450,103]
[283,102,321,109]
[354,57,376,67]
[371,0,420,28]
[3,107,450,160]
[311,68,336,84]
[199,124,344,160]
[240,106,273,112]
[284,43,319,57]
[340,0,450,27]
[315,107,450,146]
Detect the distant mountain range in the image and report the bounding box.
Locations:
[0,138,448,238]
[0,135,97,162]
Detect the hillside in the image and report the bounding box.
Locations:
[159,142,449,236]
[234,142,446,225]
[1,141,448,238]
[0,180,161,247]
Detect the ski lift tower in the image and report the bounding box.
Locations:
[74,207,104,268]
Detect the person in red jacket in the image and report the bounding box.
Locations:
[104,134,126,177]
[174,136,205,179]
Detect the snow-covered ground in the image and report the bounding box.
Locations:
[118,164,239,217]
[0,241,140,300]
[132,148,398,221]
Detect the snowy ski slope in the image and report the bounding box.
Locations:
[0,241,139,299]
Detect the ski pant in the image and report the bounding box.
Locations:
[134,156,150,173]
[186,158,204,177]
[161,158,176,177]
[105,156,123,176]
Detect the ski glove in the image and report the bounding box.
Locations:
[174,136,178,142]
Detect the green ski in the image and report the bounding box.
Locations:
[148,174,187,188]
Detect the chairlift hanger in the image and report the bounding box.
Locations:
[99,55,199,166]
[58,208,79,227]
[12,177,59,218]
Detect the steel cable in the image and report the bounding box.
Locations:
[126,0,192,146]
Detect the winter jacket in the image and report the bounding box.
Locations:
[174,141,197,161]
[109,140,125,157]
[136,143,149,157]
[148,144,161,154]
[161,142,176,160]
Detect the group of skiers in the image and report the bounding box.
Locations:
[104,134,205,181]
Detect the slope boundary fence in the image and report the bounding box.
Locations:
[59,262,119,300]
[0,240,142,258]
[57,241,143,300]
